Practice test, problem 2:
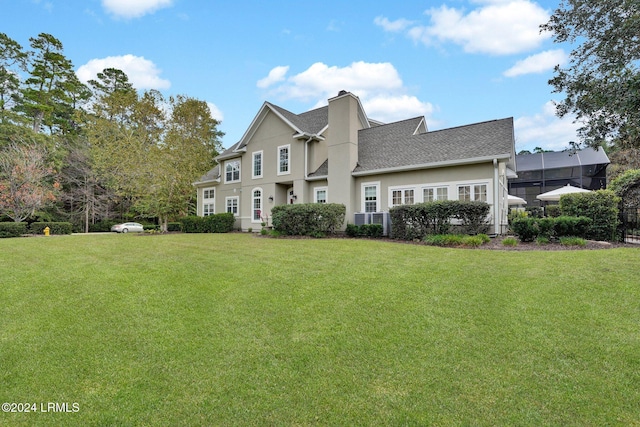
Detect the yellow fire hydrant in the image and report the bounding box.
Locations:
[43,226,50,236]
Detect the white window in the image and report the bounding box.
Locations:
[252,188,262,222]
[203,188,215,216]
[252,151,262,179]
[391,188,414,206]
[225,160,240,183]
[314,187,327,204]
[362,182,379,213]
[203,203,215,216]
[458,183,488,202]
[474,184,488,202]
[278,145,290,175]
[423,186,448,202]
[225,196,239,216]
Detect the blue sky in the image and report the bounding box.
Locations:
[4,0,579,152]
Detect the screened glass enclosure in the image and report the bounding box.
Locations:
[508,148,609,206]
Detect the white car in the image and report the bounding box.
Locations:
[111,222,144,233]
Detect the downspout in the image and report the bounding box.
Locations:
[493,158,500,235]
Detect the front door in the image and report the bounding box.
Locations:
[287,187,295,204]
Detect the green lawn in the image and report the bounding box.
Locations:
[1,233,639,426]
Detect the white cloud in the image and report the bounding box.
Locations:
[207,102,224,122]
[257,61,435,123]
[374,16,414,32]
[363,95,435,123]
[504,49,568,77]
[102,0,173,19]
[257,66,290,89]
[515,101,583,151]
[76,54,171,90]
[407,0,550,55]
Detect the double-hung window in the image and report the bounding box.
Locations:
[225,160,240,183]
[252,151,262,179]
[203,187,215,216]
[278,145,290,175]
[363,183,379,213]
[226,196,239,216]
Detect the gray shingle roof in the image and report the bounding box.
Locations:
[268,102,328,135]
[308,159,328,178]
[353,117,514,173]
[195,164,219,184]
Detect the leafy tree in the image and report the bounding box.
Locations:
[542,0,640,148]
[138,95,223,230]
[0,33,28,126]
[0,141,59,222]
[19,33,76,133]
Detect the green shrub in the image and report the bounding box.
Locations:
[553,216,592,238]
[560,190,619,241]
[525,206,543,218]
[423,233,489,247]
[88,220,119,232]
[511,217,539,242]
[167,222,182,232]
[0,222,27,238]
[28,222,73,235]
[502,237,518,246]
[559,236,586,246]
[179,213,235,233]
[545,205,561,218]
[390,200,489,240]
[536,236,550,245]
[424,234,464,246]
[271,203,345,236]
[143,224,159,231]
[536,217,555,239]
[345,223,383,238]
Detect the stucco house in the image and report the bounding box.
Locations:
[195,91,516,235]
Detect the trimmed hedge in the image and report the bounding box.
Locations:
[345,223,383,238]
[180,213,235,233]
[167,222,182,232]
[390,200,490,240]
[511,216,593,242]
[29,222,73,235]
[0,222,27,238]
[559,190,619,241]
[89,220,119,232]
[271,203,345,236]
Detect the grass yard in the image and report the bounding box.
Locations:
[1,233,639,426]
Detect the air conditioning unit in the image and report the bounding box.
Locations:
[354,213,370,226]
[371,212,390,236]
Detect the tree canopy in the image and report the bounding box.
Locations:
[542,0,640,149]
[0,31,224,230]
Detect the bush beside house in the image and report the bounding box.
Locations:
[559,190,619,241]
[271,203,345,237]
[180,213,235,233]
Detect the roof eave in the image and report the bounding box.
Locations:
[352,153,513,177]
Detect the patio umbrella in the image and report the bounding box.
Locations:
[536,184,591,202]
[508,195,527,205]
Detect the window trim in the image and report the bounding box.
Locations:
[252,151,263,179]
[277,144,291,176]
[361,181,380,213]
[422,186,448,202]
[224,159,241,184]
[225,196,239,216]
[314,186,328,204]
[203,203,215,216]
[457,182,489,202]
